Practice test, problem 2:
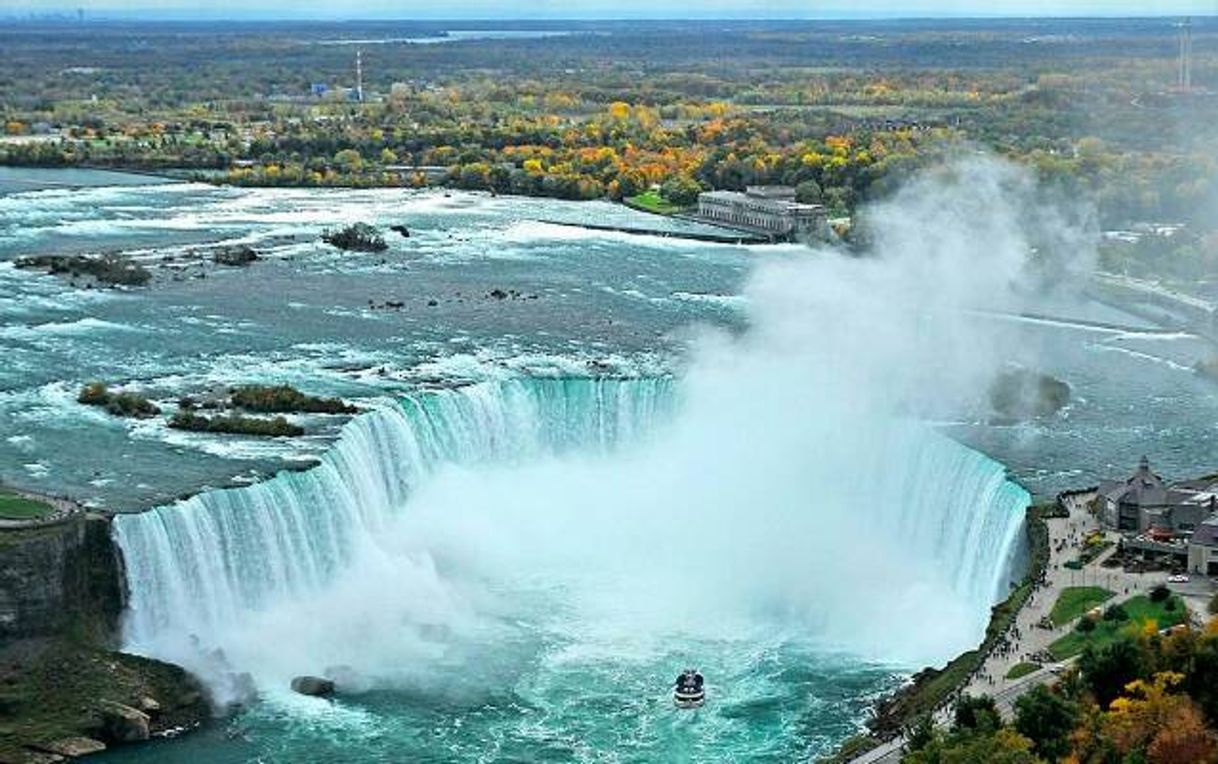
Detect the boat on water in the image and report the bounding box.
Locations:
[674,668,705,708]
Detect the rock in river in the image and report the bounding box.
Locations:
[290,676,336,697]
[988,367,1071,421]
[99,700,151,743]
[211,244,260,267]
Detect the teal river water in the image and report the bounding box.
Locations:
[1,167,1215,762]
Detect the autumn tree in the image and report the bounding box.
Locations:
[1102,672,1218,763]
[904,728,1039,764]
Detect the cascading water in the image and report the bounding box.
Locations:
[97,156,1075,762]
[115,377,675,659]
[114,373,1026,695]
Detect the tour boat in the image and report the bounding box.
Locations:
[674,669,705,708]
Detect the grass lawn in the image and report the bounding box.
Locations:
[1048,594,1187,661]
[625,189,684,215]
[0,490,53,521]
[1006,662,1042,680]
[1049,586,1116,626]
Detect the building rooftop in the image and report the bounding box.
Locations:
[699,189,825,212]
[1099,455,1169,506]
[1192,515,1218,547]
[744,185,797,200]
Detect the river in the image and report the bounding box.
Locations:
[1,167,1215,762]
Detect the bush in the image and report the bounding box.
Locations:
[169,411,303,437]
[1103,604,1129,622]
[322,223,387,252]
[78,382,109,406]
[1076,617,1097,633]
[78,383,160,419]
[230,385,357,415]
[953,694,1000,732]
[1150,585,1171,603]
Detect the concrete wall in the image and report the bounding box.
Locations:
[1190,543,1218,575]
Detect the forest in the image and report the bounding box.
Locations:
[2,17,1217,279]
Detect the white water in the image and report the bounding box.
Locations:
[114,375,1026,696]
[112,157,1053,701]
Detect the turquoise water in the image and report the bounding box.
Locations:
[107,380,1027,763]
[2,168,1216,761]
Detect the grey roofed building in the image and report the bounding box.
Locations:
[1098,456,1217,534]
[1188,515,1218,575]
[1098,456,1218,574]
[1098,455,1171,531]
[695,186,827,242]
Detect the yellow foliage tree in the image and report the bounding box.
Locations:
[1103,672,1218,763]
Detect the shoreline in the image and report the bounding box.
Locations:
[833,477,1216,764]
[824,496,1054,763]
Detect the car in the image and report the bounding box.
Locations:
[1167,574,1190,584]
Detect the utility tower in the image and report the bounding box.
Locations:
[356,49,365,103]
[1177,17,1193,92]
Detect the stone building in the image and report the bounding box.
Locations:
[696,186,827,241]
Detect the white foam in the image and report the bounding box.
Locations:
[0,317,140,342]
[1088,343,1196,373]
[670,291,750,310]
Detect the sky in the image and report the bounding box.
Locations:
[0,0,1214,19]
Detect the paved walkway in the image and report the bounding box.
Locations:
[966,492,1202,699]
[845,492,1215,764]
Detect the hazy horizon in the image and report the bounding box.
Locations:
[1,0,1215,20]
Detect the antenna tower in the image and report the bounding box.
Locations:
[1178,17,1193,92]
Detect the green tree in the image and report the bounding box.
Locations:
[334,148,363,172]
[954,694,1001,732]
[1186,633,1218,725]
[659,174,703,207]
[1014,684,1079,761]
[904,728,1039,764]
[795,178,823,204]
[906,714,936,752]
[1080,636,1148,708]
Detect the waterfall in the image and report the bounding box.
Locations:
[867,428,1029,612]
[113,374,1027,682]
[114,377,674,650]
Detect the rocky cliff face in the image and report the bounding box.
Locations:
[0,514,210,764]
[0,513,125,643]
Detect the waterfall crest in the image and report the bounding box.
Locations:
[113,374,1026,681]
[115,377,675,649]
